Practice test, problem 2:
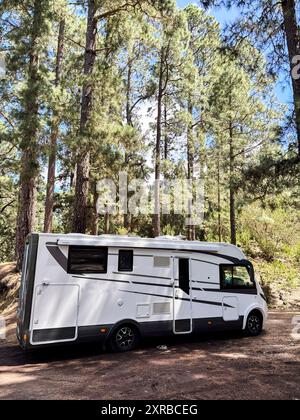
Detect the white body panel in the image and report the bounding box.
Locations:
[23,234,268,347]
[222,297,239,321]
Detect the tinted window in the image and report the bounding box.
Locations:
[179,259,190,295]
[118,250,133,272]
[68,246,108,274]
[221,265,255,290]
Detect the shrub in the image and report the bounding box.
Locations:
[239,204,300,261]
[253,258,299,307]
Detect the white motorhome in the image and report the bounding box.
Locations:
[17,233,268,352]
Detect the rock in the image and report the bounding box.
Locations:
[157,345,168,351]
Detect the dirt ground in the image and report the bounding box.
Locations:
[0,311,300,400]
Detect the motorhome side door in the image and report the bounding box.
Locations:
[173,258,193,334]
[30,284,80,345]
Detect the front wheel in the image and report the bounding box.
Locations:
[245,312,263,336]
[109,325,140,353]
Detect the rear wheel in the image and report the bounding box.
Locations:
[110,324,140,353]
[245,312,263,336]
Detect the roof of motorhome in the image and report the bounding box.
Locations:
[38,233,245,259]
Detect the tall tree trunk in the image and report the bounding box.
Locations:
[44,19,65,233]
[16,0,46,271]
[73,0,98,233]
[187,101,196,241]
[70,160,77,191]
[124,59,132,231]
[104,213,110,234]
[282,0,300,157]
[126,59,133,127]
[124,211,132,233]
[91,183,99,235]
[229,120,237,246]
[164,97,168,160]
[217,147,222,243]
[153,49,165,238]
[162,95,170,229]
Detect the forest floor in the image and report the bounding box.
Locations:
[0,264,300,400]
[0,310,300,400]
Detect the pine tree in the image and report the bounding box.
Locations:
[209,45,281,245]
[72,0,175,234]
[281,0,300,157]
[120,12,156,232]
[72,0,98,234]
[201,0,300,159]
[184,5,220,240]
[44,13,66,233]
[0,0,298,271]
[13,0,52,270]
[151,6,188,237]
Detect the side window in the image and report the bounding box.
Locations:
[220,265,255,290]
[118,250,133,272]
[178,259,190,295]
[68,246,108,274]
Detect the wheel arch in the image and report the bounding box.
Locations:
[243,305,266,330]
[107,319,142,341]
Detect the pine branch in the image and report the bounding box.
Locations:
[0,144,17,157]
[95,1,141,21]
[65,35,86,50]
[0,200,15,214]
[0,17,20,29]
[0,111,15,129]
[130,94,152,113]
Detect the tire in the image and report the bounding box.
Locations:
[245,312,263,336]
[109,324,140,353]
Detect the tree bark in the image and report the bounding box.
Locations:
[44,19,65,233]
[123,59,132,231]
[217,147,222,243]
[91,183,99,235]
[281,0,300,157]
[73,0,98,233]
[162,95,170,229]
[187,101,196,241]
[229,120,237,246]
[153,48,165,238]
[16,0,45,271]
[126,59,133,127]
[104,213,110,234]
[164,97,168,160]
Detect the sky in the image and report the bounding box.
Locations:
[176,0,293,108]
[177,0,240,25]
